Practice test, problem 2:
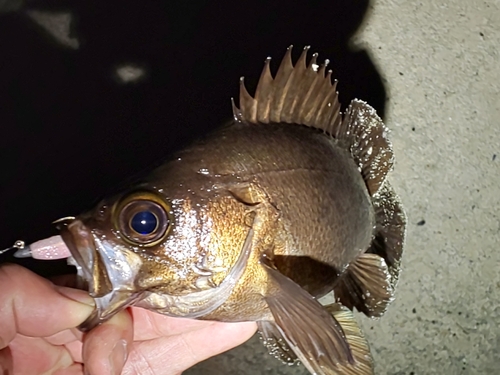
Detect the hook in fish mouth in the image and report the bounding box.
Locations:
[52,216,76,225]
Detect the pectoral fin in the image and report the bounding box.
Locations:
[334,253,393,318]
[258,317,373,375]
[262,262,355,373]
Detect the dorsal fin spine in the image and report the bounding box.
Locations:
[255,57,273,121]
[234,46,395,197]
[270,45,295,123]
[239,76,257,122]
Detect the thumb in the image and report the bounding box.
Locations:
[0,264,94,348]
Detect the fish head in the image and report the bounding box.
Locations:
[59,180,253,330]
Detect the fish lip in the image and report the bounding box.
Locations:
[59,219,110,297]
[59,218,145,331]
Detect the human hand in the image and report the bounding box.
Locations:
[0,264,257,374]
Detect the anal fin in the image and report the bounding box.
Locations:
[262,262,355,374]
[334,253,394,318]
[324,303,374,375]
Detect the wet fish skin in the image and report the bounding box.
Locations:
[150,122,376,312]
[58,45,406,375]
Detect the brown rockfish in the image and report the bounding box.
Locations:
[56,46,406,375]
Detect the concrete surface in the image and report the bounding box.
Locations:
[187,1,500,374]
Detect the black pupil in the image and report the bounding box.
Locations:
[130,210,158,235]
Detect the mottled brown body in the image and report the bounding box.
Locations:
[59,46,406,375]
[145,122,375,320]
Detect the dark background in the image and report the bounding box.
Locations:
[0,0,385,277]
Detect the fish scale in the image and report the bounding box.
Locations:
[17,46,406,375]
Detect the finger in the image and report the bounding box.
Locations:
[83,309,133,375]
[9,335,77,374]
[0,264,94,347]
[45,329,84,362]
[123,321,257,375]
[0,346,13,375]
[130,307,223,341]
[65,339,84,363]
[45,329,82,346]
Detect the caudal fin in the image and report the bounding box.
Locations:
[369,182,407,290]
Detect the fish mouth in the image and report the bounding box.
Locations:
[59,219,143,331]
[59,219,105,296]
[58,218,256,329]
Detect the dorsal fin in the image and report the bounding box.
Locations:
[233,46,394,196]
[336,100,394,195]
[233,45,341,134]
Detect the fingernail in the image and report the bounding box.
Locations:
[109,339,128,375]
[56,286,95,307]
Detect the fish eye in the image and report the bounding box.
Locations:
[130,210,158,235]
[113,191,173,246]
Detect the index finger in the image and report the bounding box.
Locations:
[0,264,94,348]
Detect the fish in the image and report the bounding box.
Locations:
[55,46,406,375]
